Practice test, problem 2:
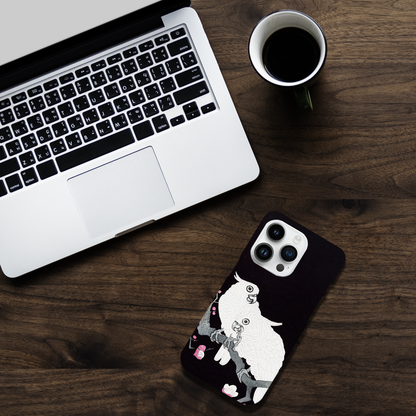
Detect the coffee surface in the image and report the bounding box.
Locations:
[263,27,320,82]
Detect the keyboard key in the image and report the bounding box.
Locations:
[11,92,27,104]
[60,84,77,100]
[0,98,11,109]
[35,145,52,161]
[112,114,129,129]
[81,126,98,142]
[201,102,216,114]
[144,84,161,100]
[137,53,153,69]
[6,174,23,192]
[74,95,90,112]
[37,160,57,179]
[6,140,22,156]
[28,86,43,97]
[133,121,154,140]
[97,120,113,136]
[12,121,28,136]
[14,103,31,119]
[175,67,203,87]
[27,115,44,130]
[67,115,84,131]
[142,101,159,118]
[0,146,6,160]
[75,67,91,77]
[123,47,138,58]
[44,79,59,91]
[91,71,107,87]
[186,109,201,120]
[173,81,209,105]
[21,167,38,186]
[0,157,20,178]
[50,139,67,155]
[127,108,143,124]
[166,58,182,74]
[114,97,130,112]
[42,108,59,124]
[92,60,106,71]
[83,109,99,125]
[152,47,168,63]
[122,59,138,75]
[150,65,167,81]
[168,37,191,56]
[59,73,75,84]
[104,83,121,99]
[170,115,185,127]
[107,53,122,65]
[89,89,105,105]
[56,129,135,172]
[21,134,38,150]
[29,96,46,112]
[98,103,115,119]
[135,71,151,87]
[139,41,154,52]
[155,34,170,45]
[0,180,7,197]
[37,127,53,144]
[0,127,13,143]
[75,78,92,94]
[128,90,145,106]
[58,102,75,118]
[106,65,123,81]
[52,121,69,137]
[45,90,61,106]
[158,95,174,111]
[171,28,186,39]
[152,115,170,133]
[183,102,198,114]
[0,109,15,125]
[181,52,197,68]
[19,151,36,167]
[65,133,82,149]
[119,77,136,93]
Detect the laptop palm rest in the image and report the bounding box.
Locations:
[68,147,174,240]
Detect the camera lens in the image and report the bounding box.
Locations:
[281,245,297,262]
[268,224,285,241]
[255,244,273,261]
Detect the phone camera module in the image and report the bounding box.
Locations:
[255,244,273,261]
[267,224,285,241]
[281,245,298,262]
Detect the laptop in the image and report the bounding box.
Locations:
[0,0,259,278]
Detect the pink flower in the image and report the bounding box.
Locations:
[222,384,238,398]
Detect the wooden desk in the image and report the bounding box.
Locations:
[1,1,415,414]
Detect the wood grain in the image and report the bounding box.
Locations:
[1,0,416,415]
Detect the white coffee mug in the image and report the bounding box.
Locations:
[249,10,327,110]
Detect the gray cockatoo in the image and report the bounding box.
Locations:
[230,308,285,403]
[212,272,261,365]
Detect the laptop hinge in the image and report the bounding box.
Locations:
[0,0,190,92]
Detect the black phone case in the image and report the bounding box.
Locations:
[181,211,346,405]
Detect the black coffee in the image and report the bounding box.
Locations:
[263,27,320,82]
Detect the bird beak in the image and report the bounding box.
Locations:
[247,294,257,304]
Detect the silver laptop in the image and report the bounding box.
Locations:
[0,0,259,277]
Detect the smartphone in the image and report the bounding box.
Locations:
[181,211,345,405]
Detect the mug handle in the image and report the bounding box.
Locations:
[294,87,313,111]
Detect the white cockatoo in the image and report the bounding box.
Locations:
[211,272,285,404]
[213,272,261,365]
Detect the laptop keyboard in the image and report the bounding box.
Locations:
[0,26,216,197]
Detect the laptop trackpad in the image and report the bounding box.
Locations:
[68,147,174,239]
